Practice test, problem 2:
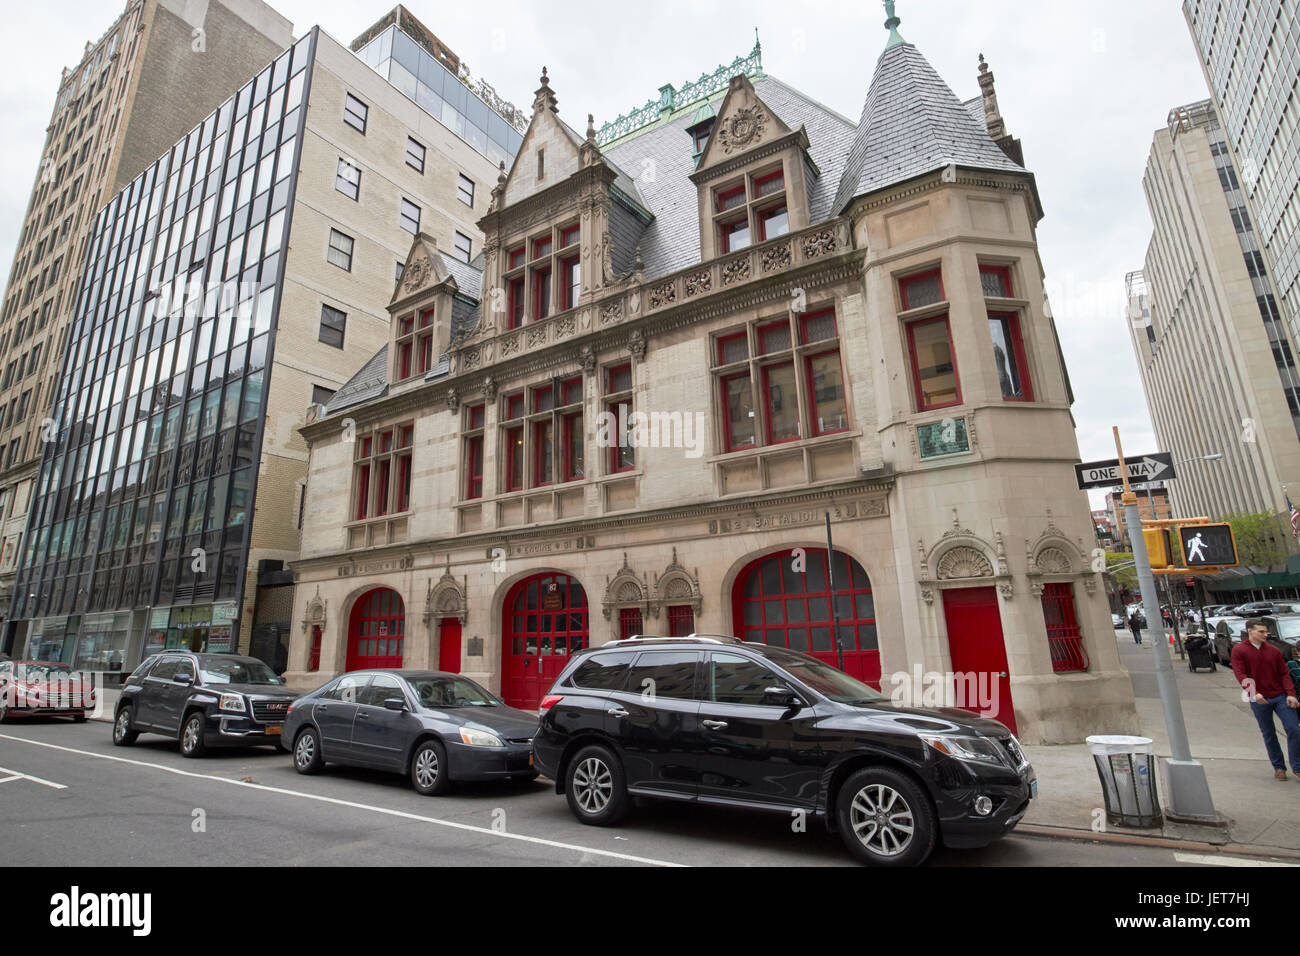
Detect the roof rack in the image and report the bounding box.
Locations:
[603,633,745,647]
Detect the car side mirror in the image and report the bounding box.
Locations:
[762,687,803,711]
[383,697,408,712]
[174,672,194,685]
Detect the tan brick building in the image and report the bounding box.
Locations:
[0,0,296,651]
[288,19,1138,744]
[9,16,514,669]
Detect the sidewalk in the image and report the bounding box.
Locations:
[1021,628,1300,855]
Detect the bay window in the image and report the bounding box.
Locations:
[988,312,1032,401]
[906,314,961,410]
[394,307,434,381]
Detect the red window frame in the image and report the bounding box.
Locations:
[753,169,784,196]
[799,308,838,344]
[375,459,391,515]
[761,362,800,445]
[899,268,945,311]
[721,372,755,452]
[504,425,523,491]
[398,341,412,380]
[562,411,583,482]
[505,393,524,420]
[464,434,483,499]
[532,419,553,487]
[608,399,635,473]
[561,256,580,310]
[559,224,580,248]
[533,265,552,320]
[979,265,1014,298]
[716,331,748,366]
[418,334,433,373]
[507,246,525,270]
[720,217,749,254]
[533,386,553,414]
[757,204,788,241]
[619,606,643,639]
[561,377,582,406]
[667,604,695,636]
[607,364,632,393]
[1042,582,1089,673]
[906,314,962,411]
[532,236,552,260]
[805,349,848,436]
[355,463,370,520]
[467,404,485,429]
[395,452,412,512]
[716,184,745,213]
[758,320,791,355]
[399,315,414,335]
[419,307,435,328]
[988,311,1034,402]
[507,277,524,329]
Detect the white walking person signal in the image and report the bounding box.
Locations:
[1186,532,1207,563]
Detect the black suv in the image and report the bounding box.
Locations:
[533,636,1036,866]
[113,652,299,757]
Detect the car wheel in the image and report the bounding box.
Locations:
[179,712,207,758]
[565,744,629,826]
[293,726,324,775]
[410,739,452,795]
[836,767,936,867]
[112,706,138,745]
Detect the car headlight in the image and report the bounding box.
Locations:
[459,727,503,748]
[919,733,1007,766]
[219,693,246,713]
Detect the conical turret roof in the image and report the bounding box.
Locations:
[832,41,1025,215]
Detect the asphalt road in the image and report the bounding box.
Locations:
[0,717,1287,868]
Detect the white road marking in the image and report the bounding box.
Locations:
[1173,851,1297,867]
[0,733,683,866]
[0,764,67,789]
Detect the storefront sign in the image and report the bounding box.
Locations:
[149,609,170,629]
[337,555,415,577]
[212,603,238,624]
[501,537,596,559]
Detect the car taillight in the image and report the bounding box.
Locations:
[538,695,563,716]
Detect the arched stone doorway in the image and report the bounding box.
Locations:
[346,588,406,671]
[501,572,589,709]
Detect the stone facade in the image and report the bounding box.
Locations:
[287,29,1138,744]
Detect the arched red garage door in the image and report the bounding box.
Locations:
[346,588,405,671]
[732,549,880,687]
[502,573,588,710]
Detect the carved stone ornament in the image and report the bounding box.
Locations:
[300,586,327,634]
[403,257,431,292]
[1082,576,1098,595]
[425,569,468,625]
[652,547,703,617]
[719,105,766,154]
[601,300,623,326]
[920,587,935,606]
[602,553,649,622]
[482,375,498,401]
[1034,547,1072,574]
[997,581,1014,600]
[685,270,712,297]
[802,229,839,258]
[579,344,597,373]
[627,328,647,362]
[445,387,459,411]
[935,546,994,580]
[761,243,792,274]
[721,257,751,286]
[649,282,676,309]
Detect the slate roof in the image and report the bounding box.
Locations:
[831,42,1024,216]
[438,251,483,298]
[604,75,857,280]
[325,344,388,414]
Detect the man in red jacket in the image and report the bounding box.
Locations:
[1231,618,1300,781]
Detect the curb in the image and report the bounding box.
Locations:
[1015,823,1300,861]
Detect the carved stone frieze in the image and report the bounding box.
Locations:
[721,257,751,286]
[802,229,839,258]
[760,242,792,274]
[935,546,994,580]
[649,282,676,309]
[685,270,712,297]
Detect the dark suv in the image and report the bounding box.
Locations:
[113,652,299,757]
[532,636,1036,867]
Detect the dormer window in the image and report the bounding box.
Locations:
[395,307,435,382]
[506,222,582,323]
[714,165,788,254]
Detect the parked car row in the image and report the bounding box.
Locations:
[98,637,1034,867]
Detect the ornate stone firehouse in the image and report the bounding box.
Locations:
[286,14,1138,743]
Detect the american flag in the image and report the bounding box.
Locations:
[1288,493,1300,540]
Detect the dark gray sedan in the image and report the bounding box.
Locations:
[283,670,539,795]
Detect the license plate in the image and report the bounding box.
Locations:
[264,725,282,735]
[1030,779,1038,798]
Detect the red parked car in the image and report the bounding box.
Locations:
[0,660,95,722]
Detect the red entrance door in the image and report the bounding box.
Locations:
[346,588,405,671]
[731,549,881,687]
[439,617,462,673]
[941,586,1016,733]
[503,573,588,710]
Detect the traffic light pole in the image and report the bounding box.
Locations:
[1114,428,1218,821]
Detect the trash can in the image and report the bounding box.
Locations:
[1086,735,1162,828]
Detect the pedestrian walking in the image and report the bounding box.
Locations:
[1230,618,1300,781]
[1128,609,1144,645]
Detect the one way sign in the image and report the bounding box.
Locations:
[1074,452,1177,490]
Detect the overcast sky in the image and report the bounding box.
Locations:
[0,1,1211,508]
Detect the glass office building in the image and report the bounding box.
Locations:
[355,24,523,169]
[14,34,317,667]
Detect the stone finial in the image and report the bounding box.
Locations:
[633,245,644,274]
[489,160,507,212]
[533,65,558,114]
[497,159,507,188]
[586,113,596,143]
[977,52,1006,139]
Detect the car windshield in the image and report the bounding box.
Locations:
[198,658,282,685]
[761,648,885,704]
[1276,619,1300,641]
[14,663,74,681]
[411,676,501,708]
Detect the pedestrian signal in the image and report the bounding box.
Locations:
[1178,524,1237,568]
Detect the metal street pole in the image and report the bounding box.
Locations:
[825,511,845,672]
[1114,428,1217,820]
